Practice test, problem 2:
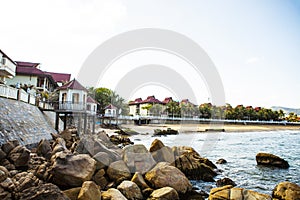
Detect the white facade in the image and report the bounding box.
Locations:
[87,102,97,115]
[105,108,117,117]
[6,75,38,87]
[59,89,87,111]
[0,51,16,83]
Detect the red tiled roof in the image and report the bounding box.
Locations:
[162,97,173,104]
[104,104,117,110]
[15,61,40,68]
[181,99,195,105]
[129,98,143,105]
[0,49,16,65]
[16,66,45,76]
[46,72,71,83]
[142,96,162,104]
[87,96,98,104]
[57,79,87,91]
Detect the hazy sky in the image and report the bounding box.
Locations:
[1,0,300,108]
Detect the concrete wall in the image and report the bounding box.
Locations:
[0,97,56,145]
[6,75,38,87]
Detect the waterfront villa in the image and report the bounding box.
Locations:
[129,95,164,116]
[87,96,98,115]
[104,104,118,117]
[0,49,16,84]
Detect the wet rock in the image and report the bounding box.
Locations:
[145,162,192,194]
[36,139,52,160]
[131,172,150,190]
[0,166,9,182]
[63,187,81,200]
[93,152,111,170]
[272,181,300,200]
[209,185,271,200]
[117,180,143,200]
[123,144,156,174]
[153,128,178,136]
[93,169,108,189]
[149,139,175,164]
[49,152,96,187]
[15,183,69,200]
[78,181,101,200]
[256,152,289,169]
[148,187,179,200]
[101,188,127,200]
[179,189,206,200]
[107,160,131,184]
[216,158,227,164]
[216,178,236,187]
[8,145,30,168]
[174,147,217,181]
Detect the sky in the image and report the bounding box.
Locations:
[1,0,300,108]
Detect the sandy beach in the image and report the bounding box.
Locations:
[97,123,300,135]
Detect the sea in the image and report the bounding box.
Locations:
[130,130,300,196]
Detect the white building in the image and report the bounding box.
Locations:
[104,104,117,117]
[0,49,16,84]
[86,96,98,115]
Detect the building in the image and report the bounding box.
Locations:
[129,96,163,116]
[104,104,118,117]
[46,72,71,87]
[57,79,87,111]
[86,96,98,115]
[0,49,16,84]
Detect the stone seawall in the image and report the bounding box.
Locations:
[0,98,56,145]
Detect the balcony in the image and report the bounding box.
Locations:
[58,101,86,112]
[0,58,16,77]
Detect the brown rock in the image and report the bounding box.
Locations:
[107,160,131,183]
[12,172,40,192]
[216,178,236,187]
[49,152,96,187]
[1,141,18,154]
[256,152,289,169]
[131,172,150,189]
[149,139,175,164]
[272,182,300,200]
[145,162,192,194]
[37,139,52,160]
[0,166,9,182]
[123,144,156,174]
[93,152,111,170]
[63,187,81,200]
[117,180,143,200]
[148,187,179,200]
[93,169,108,189]
[78,181,101,200]
[0,149,7,161]
[101,188,127,200]
[8,145,30,168]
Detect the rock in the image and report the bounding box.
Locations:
[209,185,271,200]
[149,139,175,164]
[52,138,69,155]
[15,183,69,200]
[101,188,128,200]
[12,172,40,192]
[148,187,179,200]
[36,139,52,160]
[216,178,236,187]
[117,180,143,200]
[145,162,192,194]
[123,144,156,174]
[153,128,178,136]
[63,187,81,200]
[8,145,30,168]
[131,172,150,189]
[60,129,77,149]
[78,181,101,200]
[256,152,289,169]
[1,140,18,154]
[0,186,12,200]
[174,148,217,181]
[0,177,15,192]
[0,166,9,182]
[93,152,111,170]
[93,169,108,189]
[272,181,300,200]
[216,158,227,164]
[0,149,7,161]
[49,152,96,187]
[110,135,134,147]
[107,160,131,184]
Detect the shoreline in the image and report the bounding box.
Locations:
[97,123,300,135]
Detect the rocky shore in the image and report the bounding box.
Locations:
[0,129,299,200]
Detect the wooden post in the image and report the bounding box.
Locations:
[63,113,67,130]
[55,112,59,131]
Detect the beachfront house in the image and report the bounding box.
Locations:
[86,96,98,115]
[0,49,16,84]
[129,96,164,116]
[104,104,118,117]
[57,79,87,111]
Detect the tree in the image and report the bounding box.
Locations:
[286,112,299,122]
[149,104,165,116]
[166,101,181,117]
[199,103,212,118]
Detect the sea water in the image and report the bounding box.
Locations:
[131,130,300,195]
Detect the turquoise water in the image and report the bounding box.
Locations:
[131,130,300,195]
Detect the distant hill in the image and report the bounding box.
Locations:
[271,106,300,116]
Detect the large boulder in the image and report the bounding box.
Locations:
[256,152,289,169]
[63,187,81,200]
[93,169,108,189]
[145,162,192,194]
[272,182,300,200]
[36,139,52,160]
[14,183,69,200]
[49,152,96,187]
[107,160,131,183]
[8,146,30,168]
[93,152,111,170]
[12,172,40,193]
[149,139,175,164]
[131,172,150,190]
[209,185,271,200]
[174,146,217,181]
[216,178,236,187]
[148,187,179,200]
[101,188,127,200]
[0,166,9,182]
[78,181,101,200]
[1,140,19,155]
[117,180,143,200]
[123,144,156,174]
